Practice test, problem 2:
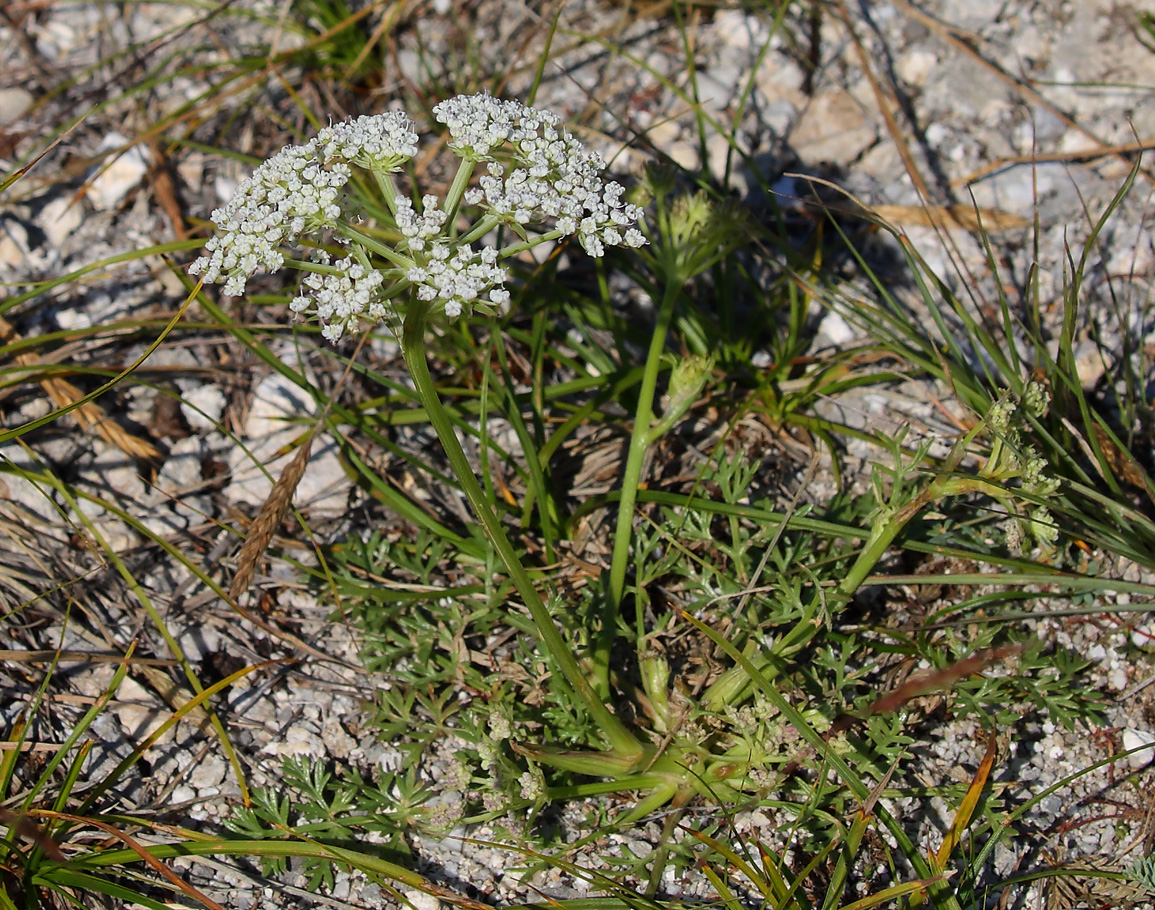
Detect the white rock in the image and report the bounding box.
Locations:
[38,196,85,248]
[113,677,173,744]
[0,218,31,270]
[75,500,138,553]
[170,784,197,805]
[966,162,1060,213]
[705,131,737,187]
[88,134,151,211]
[898,49,938,87]
[762,98,797,136]
[261,724,322,758]
[0,445,60,524]
[1130,621,1155,649]
[667,140,699,171]
[188,754,227,791]
[645,119,681,149]
[712,9,767,50]
[402,889,441,910]
[180,384,227,431]
[1123,728,1155,771]
[818,309,857,347]
[791,90,877,166]
[695,67,741,116]
[141,508,188,538]
[0,88,34,126]
[177,621,221,663]
[1073,340,1105,390]
[71,664,118,699]
[157,435,204,492]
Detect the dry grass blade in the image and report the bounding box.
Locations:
[865,645,1023,718]
[869,203,1030,232]
[0,649,174,665]
[936,730,997,865]
[956,137,1155,187]
[0,315,159,460]
[229,430,315,602]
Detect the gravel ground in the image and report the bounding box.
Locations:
[2,1,1155,907]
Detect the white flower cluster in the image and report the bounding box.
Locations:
[189,144,352,297]
[190,113,418,299]
[436,94,646,258]
[290,254,387,345]
[191,94,644,343]
[406,242,509,319]
[314,110,418,171]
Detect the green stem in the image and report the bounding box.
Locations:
[599,277,681,693]
[399,297,642,760]
[442,156,478,227]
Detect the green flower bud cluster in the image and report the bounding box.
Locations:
[985,382,1060,553]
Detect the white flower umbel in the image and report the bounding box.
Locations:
[191,93,644,343]
[191,95,648,766]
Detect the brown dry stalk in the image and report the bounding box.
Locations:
[869,203,1029,232]
[228,429,314,602]
[0,649,175,665]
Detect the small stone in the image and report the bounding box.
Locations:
[157,435,204,492]
[38,196,85,248]
[0,446,59,524]
[645,119,681,148]
[1123,728,1155,770]
[88,134,151,211]
[188,754,227,791]
[402,889,441,910]
[696,67,741,116]
[897,49,938,87]
[712,9,768,50]
[113,677,172,744]
[667,140,699,171]
[818,309,856,346]
[180,384,227,431]
[0,87,34,126]
[791,90,877,166]
[1067,337,1104,388]
[0,218,31,269]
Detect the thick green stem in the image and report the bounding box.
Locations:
[598,278,681,694]
[399,298,642,760]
